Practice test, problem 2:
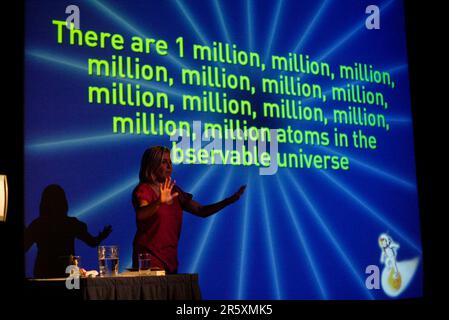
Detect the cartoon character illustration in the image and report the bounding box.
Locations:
[377,233,420,297]
[378,233,401,290]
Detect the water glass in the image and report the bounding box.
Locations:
[98,245,119,277]
[138,253,152,274]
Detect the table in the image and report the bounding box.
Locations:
[26,274,202,300]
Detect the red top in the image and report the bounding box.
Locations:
[132,183,192,273]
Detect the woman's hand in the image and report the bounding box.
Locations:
[159,177,179,204]
[100,225,112,239]
[99,225,112,240]
[228,185,246,204]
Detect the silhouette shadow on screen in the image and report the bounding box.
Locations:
[24,184,112,278]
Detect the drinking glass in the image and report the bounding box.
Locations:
[98,245,119,277]
[138,253,152,274]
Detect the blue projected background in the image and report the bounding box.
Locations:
[24,0,423,299]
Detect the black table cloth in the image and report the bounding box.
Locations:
[26,274,202,300]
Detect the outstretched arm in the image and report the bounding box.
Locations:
[78,224,112,247]
[183,185,246,218]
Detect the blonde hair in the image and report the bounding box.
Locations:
[139,146,170,183]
